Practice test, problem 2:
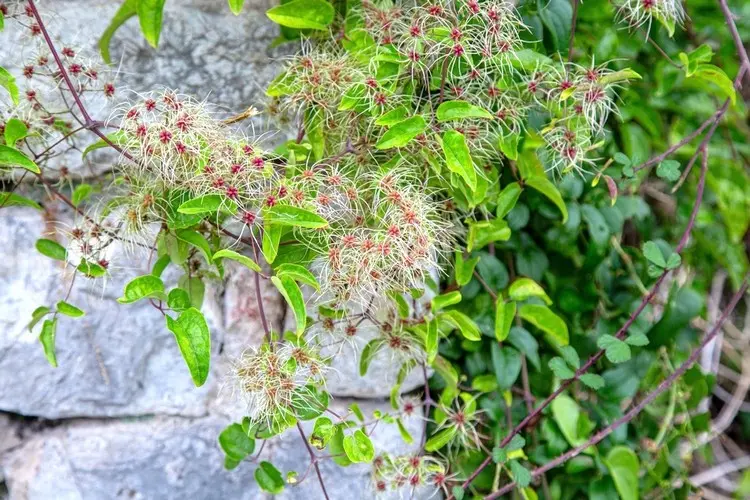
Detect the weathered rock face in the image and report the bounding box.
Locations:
[0,1,430,499]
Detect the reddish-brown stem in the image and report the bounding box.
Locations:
[486,274,749,499]
[296,422,331,500]
[567,0,579,63]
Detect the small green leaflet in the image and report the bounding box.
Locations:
[0,193,41,210]
[262,222,282,263]
[218,423,255,469]
[374,106,409,126]
[56,301,85,318]
[228,0,245,15]
[442,310,481,341]
[518,304,569,346]
[99,0,137,64]
[497,182,522,218]
[454,251,479,286]
[0,66,19,104]
[436,100,492,121]
[212,248,261,273]
[509,460,532,488]
[467,219,510,252]
[117,275,166,304]
[36,238,67,261]
[4,118,28,146]
[508,278,552,305]
[136,0,166,48]
[605,446,639,500]
[375,115,427,149]
[265,205,328,228]
[28,306,51,332]
[441,130,477,190]
[39,318,58,367]
[81,131,128,159]
[272,275,307,336]
[254,461,284,494]
[495,299,516,342]
[424,426,457,452]
[342,429,375,463]
[165,307,211,387]
[597,334,631,363]
[177,194,238,215]
[266,0,334,30]
[656,160,681,182]
[72,184,93,206]
[0,145,40,174]
[525,175,568,223]
[431,291,461,311]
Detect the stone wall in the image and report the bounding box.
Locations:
[0,2,425,498]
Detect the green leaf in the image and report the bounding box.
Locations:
[467,219,511,252]
[213,248,261,273]
[77,260,107,277]
[492,446,508,464]
[136,0,166,48]
[549,357,575,379]
[343,429,375,463]
[176,229,213,264]
[0,192,41,210]
[219,423,255,464]
[266,0,334,30]
[262,222,282,264]
[56,301,84,318]
[678,44,713,76]
[455,252,479,286]
[374,106,410,126]
[605,447,639,500]
[432,291,461,311]
[492,344,522,389]
[598,69,642,85]
[507,435,526,453]
[665,253,681,270]
[560,345,580,369]
[508,278,552,305]
[375,115,427,149]
[0,66,19,104]
[442,310,481,341]
[272,275,307,336]
[0,145,40,174]
[441,130,477,190]
[177,194,238,215]
[305,107,324,161]
[452,486,466,500]
[359,339,380,376]
[28,306,51,332]
[311,417,335,449]
[292,385,329,420]
[496,182,523,218]
[597,334,632,363]
[579,373,605,390]
[625,333,649,347]
[99,0,137,64]
[518,304,569,347]
[642,241,666,268]
[509,49,553,71]
[495,299,516,342]
[472,373,498,392]
[425,426,457,452]
[228,0,245,15]
[165,307,211,387]
[35,238,67,261]
[255,461,284,494]
[276,263,320,291]
[167,288,192,312]
[551,394,588,448]
[656,160,681,182]
[498,133,521,161]
[118,275,166,304]
[691,64,736,105]
[510,460,532,488]
[4,118,28,146]
[39,318,58,367]
[71,184,93,207]
[538,0,572,52]
[436,100,493,121]
[525,175,567,223]
[581,205,610,247]
[614,152,631,166]
[396,418,413,444]
[265,205,328,229]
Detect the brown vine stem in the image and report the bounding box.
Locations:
[452,81,721,499]
[567,0,579,63]
[296,422,331,500]
[486,273,749,499]
[27,0,135,163]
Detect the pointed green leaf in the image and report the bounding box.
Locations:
[177,194,238,215]
[99,0,137,64]
[272,275,307,335]
[4,118,28,146]
[219,423,255,463]
[432,291,461,311]
[605,447,639,500]
[442,310,481,341]
[228,0,245,15]
[425,426,457,452]
[343,429,375,463]
[136,0,166,48]
[455,251,479,286]
[495,299,516,342]
[266,0,334,30]
[255,461,285,494]
[28,306,51,332]
[0,145,40,174]
[497,182,522,218]
[165,307,211,386]
[508,278,552,305]
[525,175,567,223]
[0,66,19,104]
[467,219,510,252]
[39,318,58,367]
[1,192,41,210]
[56,301,85,318]
[35,238,67,261]
[375,115,427,150]
[518,304,569,346]
[265,205,328,228]
[118,275,166,304]
[213,248,261,273]
[441,130,476,190]
[276,263,320,291]
[436,100,493,121]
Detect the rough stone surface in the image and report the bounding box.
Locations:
[1,400,426,500]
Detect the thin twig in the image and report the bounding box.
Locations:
[296,422,331,500]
